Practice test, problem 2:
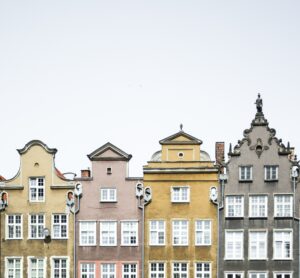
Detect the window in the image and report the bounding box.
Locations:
[107,168,112,174]
[29,214,45,239]
[149,220,165,245]
[171,187,190,203]
[51,257,68,278]
[249,231,267,260]
[52,214,68,239]
[226,196,244,217]
[79,221,96,246]
[121,221,138,246]
[28,257,46,278]
[100,221,117,246]
[122,264,137,278]
[225,273,244,278]
[6,215,22,239]
[5,257,22,278]
[195,220,211,245]
[195,262,211,278]
[80,263,95,278]
[239,166,252,181]
[273,230,292,259]
[29,177,45,202]
[172,220,188,246]
[249,196,267,218]
[265,166,278,181]
[149,263,165,278]
[249,273,267,278]
[225,231,243,260]
[101,264,116,278]
[274,273,292,278]
[274,195,293,217]
[172,263,188,278]
[100,188,117,202]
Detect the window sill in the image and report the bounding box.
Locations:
[224,258,244,261]
[274,216,293,219]
[100,201,117,203]
[225,217,244,220]
[264,180,278,183]
[79,244,97,247]
[272,258,293,261]
[120,244,138,247]
[249,217,268,219]
[239,180,253,183]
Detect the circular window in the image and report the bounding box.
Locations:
[178,152,184,158]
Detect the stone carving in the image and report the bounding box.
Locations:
[250,138,269,158]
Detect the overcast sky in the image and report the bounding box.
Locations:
[0,1,299,179]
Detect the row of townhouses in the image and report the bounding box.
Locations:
[0,95,299,278]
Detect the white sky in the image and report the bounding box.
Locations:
[0,1,299,178]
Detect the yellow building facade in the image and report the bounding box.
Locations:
[0,140,76,278]
[144,130,219,278]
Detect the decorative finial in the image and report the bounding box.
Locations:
[180,124,183,131]
[255,93,263,113]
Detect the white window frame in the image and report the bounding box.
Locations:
[50,256,69,278]
[101,263,116,278]
[28,214,45,239]
[273,229,293,260]
[122,263,137,278]
[195,220,212,246]
[225,272,244,278]
[195,262,211,278]
[100,188,117,202]
[264,166,278,181]
[52,214,68,239]
[6,214,23,239]
[248,230,268,260]
[225,196,244,218]
[239,166,253,181]
[171,186,190,203]
[79,221,96,246]
[172,262,189,278]
[5,257,23,278]
[121,220,138,246]
[80,262,96,278]
[149,220,165,246]
[248,272,268,278]
[29,177,45,202]
[273,273,292,278]
[100,221,117,246]
[149,262,165,278]
[28,257,46,278]
[249,195,268,218]
[225,230,244,260]
[172,220,189,246]
[274,195,293,217]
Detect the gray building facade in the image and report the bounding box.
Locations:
[219,95,300,278]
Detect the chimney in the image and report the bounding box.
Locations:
[215,142,225,165]
[81,169,91,178]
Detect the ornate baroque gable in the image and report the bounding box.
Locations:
[228,94,292,159]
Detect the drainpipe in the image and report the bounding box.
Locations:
[218,172,227,278]
[136,182,152,278]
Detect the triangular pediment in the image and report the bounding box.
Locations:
[88,142,132,161]
[159,131,202,145]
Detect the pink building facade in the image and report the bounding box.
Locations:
[75,143,142,278]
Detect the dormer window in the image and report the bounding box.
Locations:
[264,166,278,181]
[100,188,117,202]
[239,166,252,181]
[107,168,112,175]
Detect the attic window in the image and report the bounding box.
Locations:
[178,152,184,159]
[107,167,112,175]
